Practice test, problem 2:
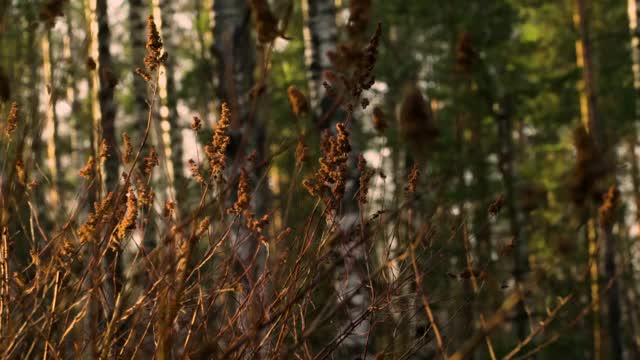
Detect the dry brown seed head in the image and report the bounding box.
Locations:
[405,164,420,195]
[207,103,231,180]
[188,159,205,185]
[15,159,25,185]
[117,187,138,239]
[122,133,133,164]
[135,67,152,82]
[196,217,210,237]
[5,102,19,137]
[599,186,619,228]
[144,16,164,71]
[228,169,251,215]
[357,155,373,205]
[249,0,280,44]
[143,146,159,175]
[99,139,109,160]
[163,200,176,218]
[295,137,308,165]
[79,156,95,179]
[191,116,202,132]
[287,85,309,116]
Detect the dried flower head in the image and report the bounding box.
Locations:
[304,122,352,211]
[295,137,308,166]
[191,116,202,132]
[250,0,280,44]
[136,180,155,206]
[117,187,138,238]
[357,155,374,206]
[135,67,152,82]
[27,179,39,190]
[276,227,293,243]
[5,102,19,137]
[405,164,420,196]
[326,20,381,109]
[78,192,114,245]
[163,200,176,218]
[122,133,133,164]
[287,85,309,116]
[599,186,619,228]
[15,159,25,185]
[188,159,205,185]
[228,169,251,215]
[143,146,159,175]
[79,156,95,179]
[247,214,270,238]
[144,16,165,71]
[99,139,109,160]
[246,150,258,164]
[196,217,210,237]
[205,103,231,180]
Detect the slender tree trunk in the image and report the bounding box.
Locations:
[454,113,474,353]
[301,0,338,115]
[84,0,101,198]
[153,0,187,211]
[128,0,158,252]
[496,99,529,340]
[213,0,254,134]
[625,0,640,355]
[129,0,147,132]
[96,0,118,193]
[301,1,370,355]
[83,0,102,356]
[574,1,622,359]
[602,222,623,359]
[41,29,60,210]
[64,9,83,173]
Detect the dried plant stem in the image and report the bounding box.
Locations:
[409,242,447,359]
[449,290,522,360]
[502,294,573,360]
[0,227,8,339]
[463,222,497,360]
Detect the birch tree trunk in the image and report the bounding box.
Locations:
[301,1,371,356]
[41,29,60,211]
[83,1,101,355]
[301,0,338,116]
[127,0,159,252]
[84,0,101,199]
[64,8,83,173]
[152,0,187,211]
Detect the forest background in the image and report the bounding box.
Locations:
[0,0,639,359]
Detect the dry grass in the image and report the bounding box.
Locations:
[0,12,593,360]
